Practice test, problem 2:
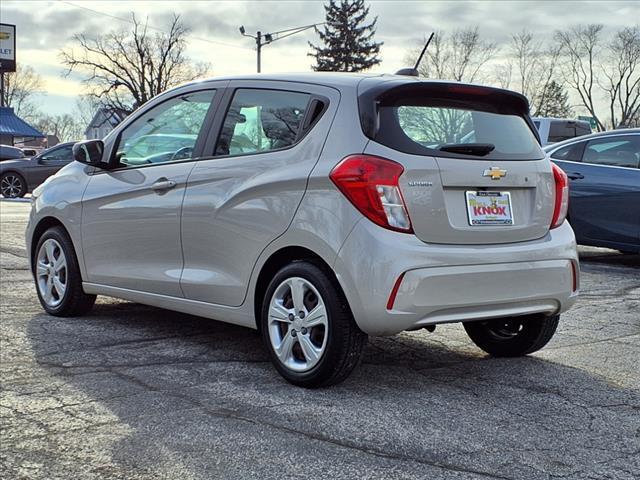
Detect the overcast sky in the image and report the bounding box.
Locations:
[2,0,639,117]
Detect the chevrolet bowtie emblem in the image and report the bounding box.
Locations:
[483,167,507,180]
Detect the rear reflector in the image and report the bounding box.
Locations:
[387,272,406,310]
[570,261,579,292]
[330,155,413,233]
[551,163,569,229]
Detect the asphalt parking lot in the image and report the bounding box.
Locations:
[1,199,638,480]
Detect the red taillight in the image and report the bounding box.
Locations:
[551,163,569,229]
[329,155,413,233]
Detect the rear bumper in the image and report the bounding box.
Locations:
[333,220,579,336]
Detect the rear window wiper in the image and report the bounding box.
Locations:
[438,143,495,156]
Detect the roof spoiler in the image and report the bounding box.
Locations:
[358,81,538,143]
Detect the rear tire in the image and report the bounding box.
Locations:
[463,313,559,357]
[261,261,367,388]
[33,226,96,317]
[1,172,27,198]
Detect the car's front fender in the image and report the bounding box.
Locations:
[27,162,94,277]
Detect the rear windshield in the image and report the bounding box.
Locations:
[375,99,544,160]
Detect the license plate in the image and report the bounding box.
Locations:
[466,191,514,226]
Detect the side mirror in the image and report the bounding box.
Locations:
[73,140,105,167]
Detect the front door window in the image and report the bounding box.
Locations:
[114,90,216,167]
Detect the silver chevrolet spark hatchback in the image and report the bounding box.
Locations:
[27,73,579,387]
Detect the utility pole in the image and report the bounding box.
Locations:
[239,23,325,73]
[256,31,261,73]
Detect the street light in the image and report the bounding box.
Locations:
[239,23,325,73]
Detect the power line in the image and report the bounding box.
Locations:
[239,23,324,72]
[59,1,253,51]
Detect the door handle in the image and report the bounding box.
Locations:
[566,172,584,180]
[151,178,177,192]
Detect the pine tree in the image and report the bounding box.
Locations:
[535,80,574,118]
[309,0,382,72]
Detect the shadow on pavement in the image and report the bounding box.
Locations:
[19,301,640,480]
[578,247,639,268]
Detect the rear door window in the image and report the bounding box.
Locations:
[582,136,640,168]
[550,142,586,162]
[115,90,216,167]
[215,89,310,156]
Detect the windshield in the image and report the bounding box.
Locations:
[375,98,543,160]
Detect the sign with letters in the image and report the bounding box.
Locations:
[0,23,16,72]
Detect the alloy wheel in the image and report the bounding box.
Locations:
[267,277,329,372]
[36,239,68,308]
[0,175,23,198]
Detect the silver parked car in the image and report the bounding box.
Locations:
[26,74,579,387]
[1,142,75,198]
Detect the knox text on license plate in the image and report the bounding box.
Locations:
[466,191,514,226]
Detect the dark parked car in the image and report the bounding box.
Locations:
[0,144,25,161]
[0,142,75,198]
[544,129,640,253]
[21,148,39,157]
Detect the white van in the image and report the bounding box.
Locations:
[532,117,592,146]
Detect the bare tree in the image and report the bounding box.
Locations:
[403,27,497,143]
[510,30,540,101]
[1,65,43,121]
[407,27,499,83]
[35,114,85,142]
[530,44,564,116]
[493,62,513,90]
[601,26,640,128]
[71,94,104,135]
[555,24,605,130]
[60,14,210,114]
[504,30,565,116]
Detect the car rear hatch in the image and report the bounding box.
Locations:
[358,80,554,245]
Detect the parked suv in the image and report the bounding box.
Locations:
[27,74,579,387]
[532,117,592,146]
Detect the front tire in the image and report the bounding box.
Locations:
[1,172,27,198]
[261,261,367,388]
[463,313,559,357]
[34,227,96,316]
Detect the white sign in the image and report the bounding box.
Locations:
[0,23,16,72]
